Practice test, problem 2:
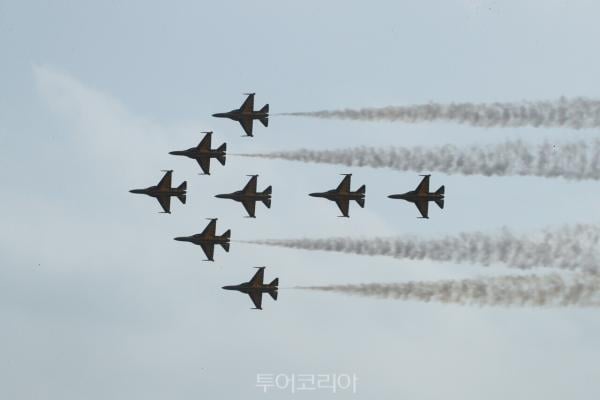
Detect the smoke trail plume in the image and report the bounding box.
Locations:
[282,97,600,129]
[297,273,600,307]
[246,225,600,273]
[238,140,600,181]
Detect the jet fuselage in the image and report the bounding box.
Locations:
[309,190,365,201]
[169,147,225,159]
[129,186,185,198]
[388,191,443,203]
[212,110,268,122]
[173,234,229,246]
[215,191,270,202]
[221,282,277,294]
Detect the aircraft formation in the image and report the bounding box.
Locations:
[130,93,446,309]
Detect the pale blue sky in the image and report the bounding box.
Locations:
[1,1,600,399]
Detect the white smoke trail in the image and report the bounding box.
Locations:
[237,140,600,181]
[281,97,600,129]
[245,225,600,273]
[297,273,600,307]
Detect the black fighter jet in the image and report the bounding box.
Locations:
[212,93,269,137]
[388,175,445,219]
[129,170,187,213]
[214,175,272,218]
[169,131,226,175]
[222,267,278,310]
[309,174,365,217]
[174,218,231,261]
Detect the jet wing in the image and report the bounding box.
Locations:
[335,199,350,217]
[200,243,215,261]
[415,175,430,195]
[239,118,254,137]
[200,219,217,237]
[156,195,171,213]
[157,170,172,190]
[336,174,351,193]
[196,157,211,175]
[249,267,265,286]
[197,132,212,150]
[240,93,255,113]
[415,199,429,219]
[248,291,263,310]
[242,175,258,194]
[241,200,256,218]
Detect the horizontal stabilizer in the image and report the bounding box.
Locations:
[260,116,269,127]
[357,184,366,194]
[268,289,278,301]
[178,181,187,191]
[217,153,226,166]
[220,241,230,252]
[435,185,445,196]
[263,185,272,195]
[269,278,279,287]
[262,197,272,208]
[435,198,445,209]
[217,142,227,152]
[356,197,365,208]
[260,104,269,114]
[177,193,187,204]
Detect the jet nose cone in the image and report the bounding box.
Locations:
[222,285,234,290]
[129,189,144,194]
[173,236,187,242]
[309,192,320,197]
[388,193,406,199]
[212,113,225,118]
[215,193,228,199]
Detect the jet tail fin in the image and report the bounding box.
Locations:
[216,143,227,167]
[435,185,445,196]
[435,198,445,209]
[268,289,278,301]
[262,186,272,208]
[220,230,231,252]
[177,182,187,204]
[217,153,227,166]
[355,185,366,208]
[259,105,269,127]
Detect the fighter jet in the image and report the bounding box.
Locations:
[388,175,445,219]
[222,267,278,310]
[309,174,365,217]
[173,218,231,261]
[169,131,226,175]
[215,175,272,218]
[129,170,187,213]
[212,93,269,137]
